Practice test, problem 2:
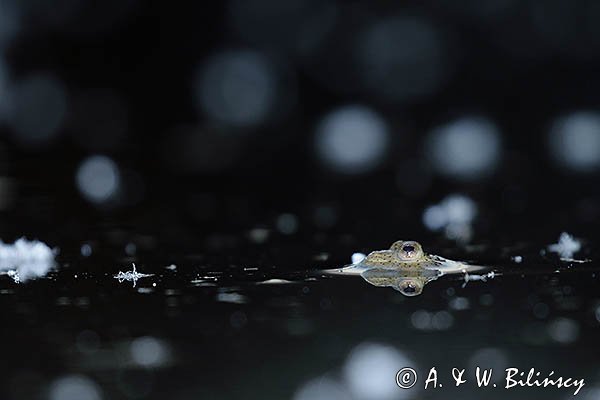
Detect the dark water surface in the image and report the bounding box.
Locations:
[2,216,600,400]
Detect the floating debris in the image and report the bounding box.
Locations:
[114,263,153,287]
[463,271,496,288]
[547,232,588,262]
[165,264,177,271]
[512,255,523,263]
[0,238,56,282]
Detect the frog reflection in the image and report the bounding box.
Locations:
[325,240,488,296]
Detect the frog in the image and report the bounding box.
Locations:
[324,240,488,296]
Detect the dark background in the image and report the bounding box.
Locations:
[1,1,600,400]
[1,0,599,245]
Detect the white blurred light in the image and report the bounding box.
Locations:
[8,73,68,147]
[76,156,120,204]
[293,377,349,400]
[410,310,432,330]
[423,194,477,242]
[195,50,276,127]
[425,116,502,181]
[356,17,447,103]
[49,375,102,400]
[548,317,579,344]
[80,244,92,257]
[130,336,170,368]
[449,296,470,311]
[468,348,509,381]
[431,311,454,330]
[276,213,299,235]
[342,342,414,400]
[548,111,600,172]
[315,105,389,174]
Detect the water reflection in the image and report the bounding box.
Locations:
[324,240,489,296]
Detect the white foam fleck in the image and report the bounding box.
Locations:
[0,237,55,282]
[547,232,582,260]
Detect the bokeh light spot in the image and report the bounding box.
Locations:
[76,155,120,204]
[425,116,502,181]
[315,105,389,174]
[49,375,102,400]
[195,50,277,127]
[342,342,414,400]
[548,111,600,172]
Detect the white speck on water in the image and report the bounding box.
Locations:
[165,264,177,271]
[152,282,157,287]
[113,263,153,287]
[547,232,581,260]
[351,252,366,264]
[0,238,55,282]
[512,255,523,263]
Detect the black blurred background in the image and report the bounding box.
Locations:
[1,0,599,251]
[3,2,600,400]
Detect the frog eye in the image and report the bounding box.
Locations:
[398,279,423,296]
[391,240,423,261]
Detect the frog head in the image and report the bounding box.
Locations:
[389,240,425,261]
